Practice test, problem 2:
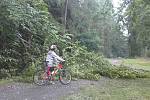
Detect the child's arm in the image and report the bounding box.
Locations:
[52,52,65,62]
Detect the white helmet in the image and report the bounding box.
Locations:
[50,45,57,50]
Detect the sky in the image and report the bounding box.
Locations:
[112,0,121,9]
[112,0,129,36]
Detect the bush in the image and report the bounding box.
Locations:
[98,66,150,79]
[13,62,36,83]
[0,69,11,79]
[22,62,36,77]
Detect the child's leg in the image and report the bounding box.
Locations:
[47,67,55,76]
[49,67,55,83]
[47,66,51,76]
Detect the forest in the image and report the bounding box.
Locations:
[0,0,150,80]
[0,0,150,99]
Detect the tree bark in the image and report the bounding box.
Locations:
[64,0,69,33]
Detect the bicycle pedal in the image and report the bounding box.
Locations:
[52,78,55,81]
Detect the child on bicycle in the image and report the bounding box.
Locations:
[46,44,65,84]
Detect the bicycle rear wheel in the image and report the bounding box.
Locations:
[59,69,71,85]
[33,70,48,86]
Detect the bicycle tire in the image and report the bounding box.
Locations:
[33,70,48,86]
[59,69,71,85]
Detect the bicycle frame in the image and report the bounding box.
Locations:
[33,62,71,85]
[51,64,63,76]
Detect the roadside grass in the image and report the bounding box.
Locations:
[0,79,13,86]
[0,76,33,85]
[63,78,150,100]
[122,58,150,71]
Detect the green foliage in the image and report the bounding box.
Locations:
[46,0,128,57]
[104,66,150,79]
[0,69,11,79]
[12,63,36,83]
[124,0,150,57]
[63,43,150,80]
[0,0,61,77]
[76,32,101,52]
[22,63,36,77]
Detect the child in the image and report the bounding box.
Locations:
[46,45,65,84]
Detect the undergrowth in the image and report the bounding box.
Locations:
[1,44,150,83]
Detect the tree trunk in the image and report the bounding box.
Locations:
[64,0,69,33]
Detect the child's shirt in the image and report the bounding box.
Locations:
[46,50,64,67]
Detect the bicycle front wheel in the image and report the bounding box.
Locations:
[59,69,71,85]
[33,70,48,86]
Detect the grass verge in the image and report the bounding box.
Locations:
[122,58,150,71]
[63,78,150,100]
[0,79,13,85]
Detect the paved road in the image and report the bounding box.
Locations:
[0,79,99,100]
[106,59,123,66]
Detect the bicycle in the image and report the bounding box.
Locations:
[33,61,71,85]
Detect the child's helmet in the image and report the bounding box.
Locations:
[50,45,57,50]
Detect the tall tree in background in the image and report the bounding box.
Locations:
[66,0,128,57]
[64,0,69,33]
[124,0,150,57]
